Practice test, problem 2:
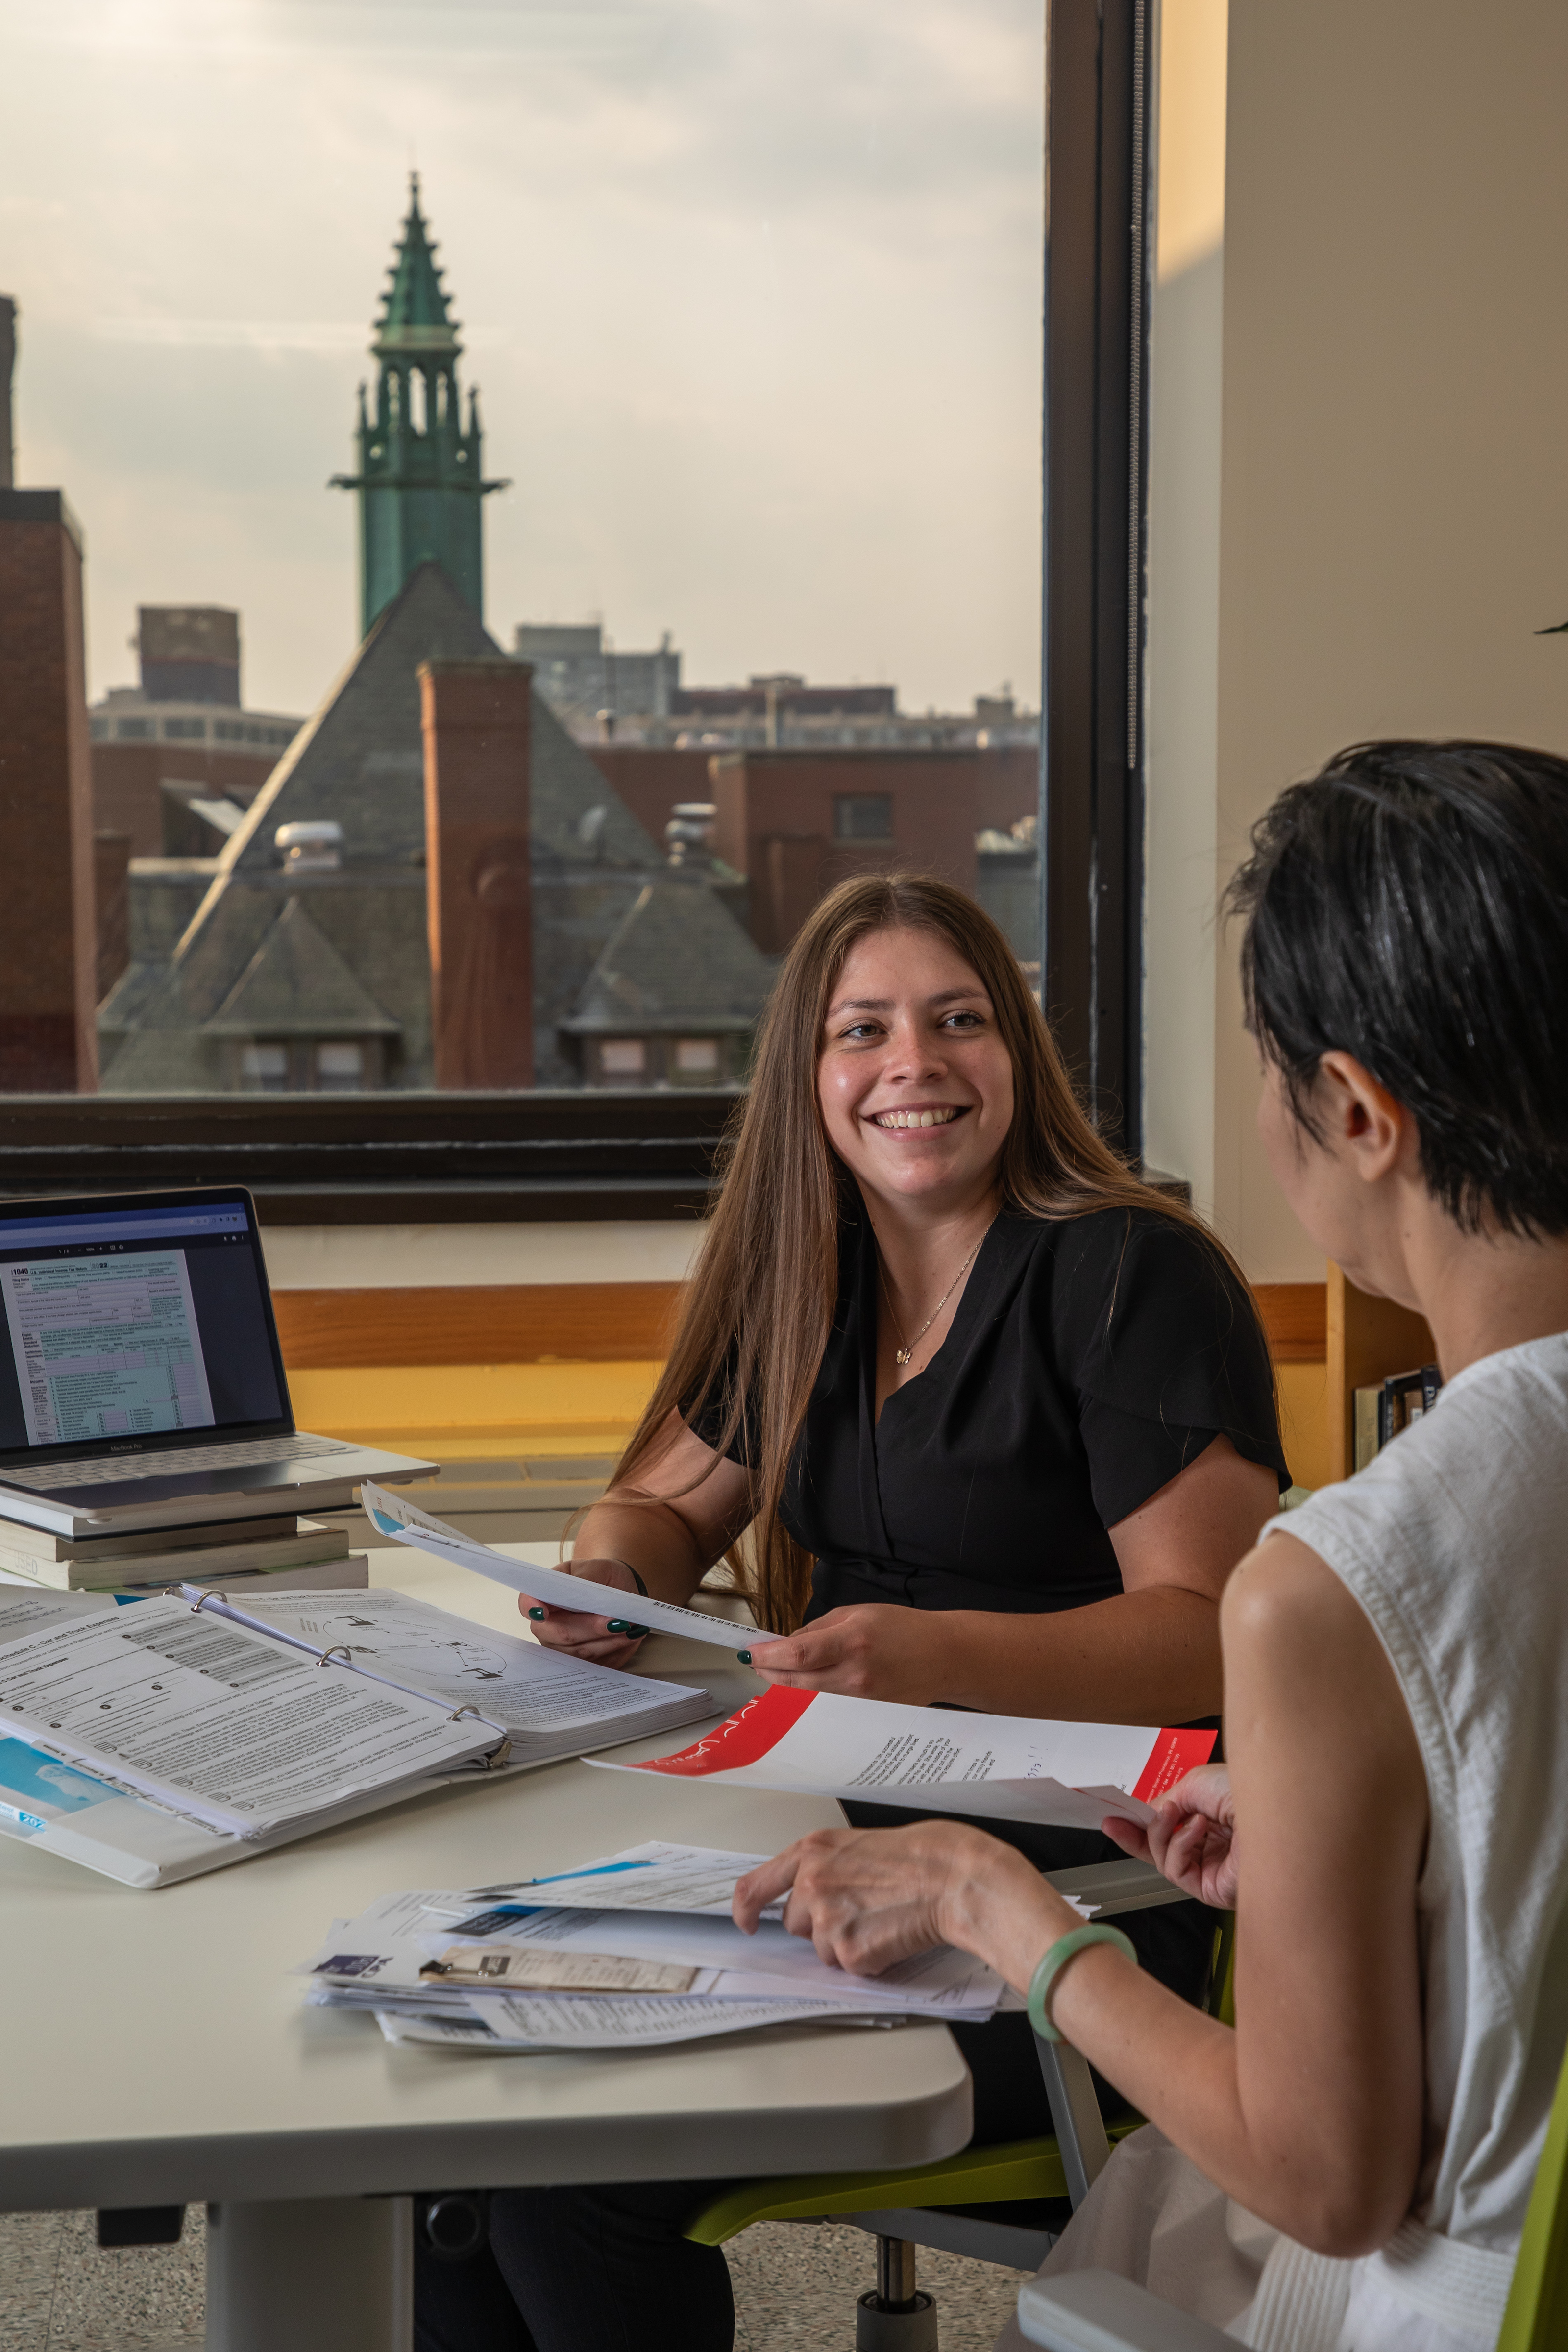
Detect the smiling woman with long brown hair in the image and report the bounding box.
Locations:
[415,876,1289,2352]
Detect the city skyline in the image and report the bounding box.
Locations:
[1,0,1045,719]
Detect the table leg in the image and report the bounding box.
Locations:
[205,2196,412,2352]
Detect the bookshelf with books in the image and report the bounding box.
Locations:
[1325,1264,1438,1483]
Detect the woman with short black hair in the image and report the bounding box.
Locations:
[745,740,1568,2352]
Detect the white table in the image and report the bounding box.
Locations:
[0,1545,973,2352]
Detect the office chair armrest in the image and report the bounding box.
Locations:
[1043,1859,1188,1916]
[1016,2269,1238,2351]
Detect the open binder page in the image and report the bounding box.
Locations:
[0,1594,495,1839]
[360,1481,750,1651]
[0,1589,118,1639]
[186,1589,715,1751]
[587,1686,1216,1831]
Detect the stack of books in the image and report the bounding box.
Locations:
[0,1512,368,1596]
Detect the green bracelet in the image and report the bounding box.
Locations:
[1027,1924,1138,2043]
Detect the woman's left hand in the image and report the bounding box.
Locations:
[744,1604,948,1701]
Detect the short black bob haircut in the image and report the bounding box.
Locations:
[1226,739,1568,1237]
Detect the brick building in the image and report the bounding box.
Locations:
[0,490,99,1089]
[585,742,1038,954]
[98,564,772,1094]
[89,606,302,859]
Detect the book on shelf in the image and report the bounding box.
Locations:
[0,1515,350,1591]
[0,1585,716,1889]
[1352,1362,1444,1470]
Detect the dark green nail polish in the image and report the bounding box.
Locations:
[736,1649,752,1664]
[527,1607,545,1620]
[607,1619,649,1637]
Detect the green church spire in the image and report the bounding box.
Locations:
[332,175,506,638]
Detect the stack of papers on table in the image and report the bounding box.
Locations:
[0,1590,716,1888]
[301,1841,1087,2051]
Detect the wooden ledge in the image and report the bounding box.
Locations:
[274,1281,682,1369]
[1251,1282,1328,1363]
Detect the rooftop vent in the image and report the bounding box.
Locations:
[664,801,717,868]
[275,819,343,872]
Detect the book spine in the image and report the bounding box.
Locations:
[1353,1387,1382,1471]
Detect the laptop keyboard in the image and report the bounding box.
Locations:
[0,1433,357,1492]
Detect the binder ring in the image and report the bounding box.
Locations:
[189,1589,229,1614]
[317,1644,355,1668]
[444,1707,512,1770]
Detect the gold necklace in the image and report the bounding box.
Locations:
[879,1227,989,1369]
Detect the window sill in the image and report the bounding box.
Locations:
[0,1092,734,1223]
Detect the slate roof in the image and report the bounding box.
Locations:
[564,877,775,1035]
[202,899,400,1037]
[98,561,767,1092]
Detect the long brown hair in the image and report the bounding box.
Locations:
[616,874,1252,1633]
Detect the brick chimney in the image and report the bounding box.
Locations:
[93,829,132,1004]
[418,656,533,1090]
[0,490,99,1090]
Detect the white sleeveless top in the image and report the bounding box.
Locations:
[1243,1328,1568,2346]
[1018,1330,1568,2352]
[1283,1331,1568,2262]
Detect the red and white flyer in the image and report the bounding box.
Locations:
[586,1686,1215,1830]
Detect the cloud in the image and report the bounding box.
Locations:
[0,0,1044,715]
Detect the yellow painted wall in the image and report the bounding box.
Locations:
[294,1349,1335,1500]
[1275,1360,1331,1495]
[290,1360,662,1458]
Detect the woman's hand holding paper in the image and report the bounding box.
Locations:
[522,1557,650,1667]
[1103,1763,1238,1909]
[743,1603,950,1701]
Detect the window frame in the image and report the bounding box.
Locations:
[1040,0,1153,1155]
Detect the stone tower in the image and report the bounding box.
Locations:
[333,176,505,638]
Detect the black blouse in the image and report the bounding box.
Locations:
[696,1202,1287,1624]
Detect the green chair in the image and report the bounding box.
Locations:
[1014,2019,1568,2352]
[684,1857,1204,2349]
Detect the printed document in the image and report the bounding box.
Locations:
[372,1992,899,2051]
[434,1840,784,1917]
[360,1481,749,1650]
[587,1685,1216,1830]
[2,1251,215,1445]
[0,1595,494,1838]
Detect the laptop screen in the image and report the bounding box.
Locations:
[0,1190,290,1459]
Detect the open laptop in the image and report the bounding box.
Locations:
[0,1186,437,1538]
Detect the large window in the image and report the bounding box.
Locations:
[0,0,1049,1121]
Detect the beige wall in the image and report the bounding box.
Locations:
[1146,0,1568,1278]
[1143,0,1228,1216]
[259,1221,705,1290]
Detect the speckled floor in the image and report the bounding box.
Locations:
[0,2209,203,2352]
[0,2209,1026,2351]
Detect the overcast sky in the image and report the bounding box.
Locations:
[2,0,1044,718]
